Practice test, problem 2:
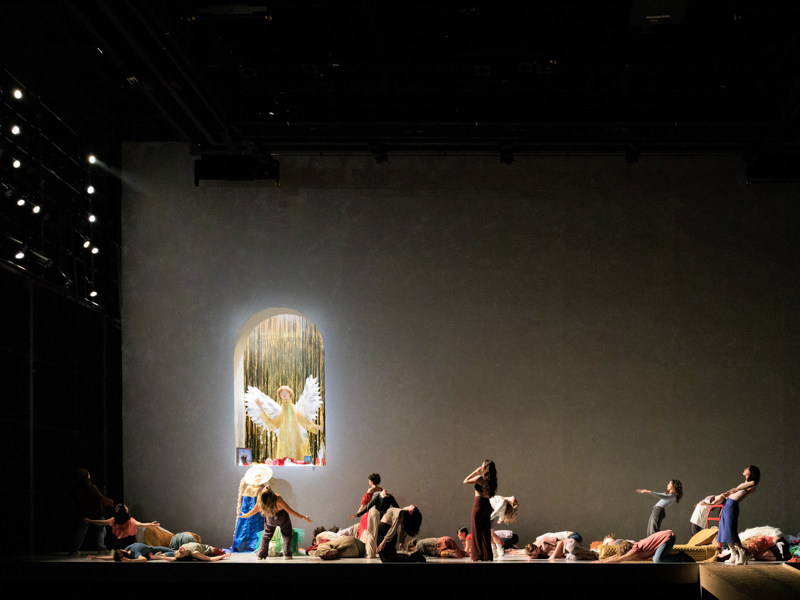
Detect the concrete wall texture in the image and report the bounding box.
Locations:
[121,142,799,549]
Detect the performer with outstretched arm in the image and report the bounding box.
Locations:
[239,485,313,559]
[636,479,683,536]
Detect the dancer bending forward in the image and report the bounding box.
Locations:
[239,486,312,559]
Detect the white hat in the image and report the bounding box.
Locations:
[244,464,273,485]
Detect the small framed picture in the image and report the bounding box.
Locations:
[237,448,253,466]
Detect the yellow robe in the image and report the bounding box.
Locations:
[260,400,318,461]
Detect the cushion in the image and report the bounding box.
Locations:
[687,527,718,546]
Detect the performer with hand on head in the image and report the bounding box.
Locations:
[463,460,498,561]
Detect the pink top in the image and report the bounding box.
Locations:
[632,530,673,558]
[728,485,755,503]
[111,518,137,538]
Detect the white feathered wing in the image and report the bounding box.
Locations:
[296,375,323,429]
[243,386,281,433]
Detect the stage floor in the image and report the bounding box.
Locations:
[7,552,799,597]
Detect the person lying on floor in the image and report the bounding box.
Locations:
[407,536,467,558]
[313,525,341,545]
[87,543,174,562]
[596,530,694,563]
[308,536,367,560]
[548,538,596,561]
[150,542,231,562]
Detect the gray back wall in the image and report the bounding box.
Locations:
[121,142,799,548]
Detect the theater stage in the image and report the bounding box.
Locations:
[7,553,799,598]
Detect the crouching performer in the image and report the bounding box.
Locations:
[408,537,466,558]
[596,530,694,563]
[308,536,367,560]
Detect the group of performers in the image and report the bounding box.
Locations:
[81,461,762,564]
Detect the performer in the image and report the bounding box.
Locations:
[375,505,422,558]
[407,536,466,558]
[229,465,275,553]
[309,536,367,560]
[355,490,400,558]
[637,479,683,536]
[71,468,113,555]
[244,376,322,462]
[82,504,160,549]
[457,527,471,554]
[596,530,694,563]
[717,465,760,565]
[87,543,173,562]
[489,495,519,557]
[463,460,497,561]
[151,543,231,562]
[351,473,383,545]
[239,485,313,559]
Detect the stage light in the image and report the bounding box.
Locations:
[83,239,91,248]
[87,185,95,194]
[15,250,25,259]
[11,125,20,135]
[88,155,97,164]
[90,290,98,298]
[88,213,96,222]
[17,198,25,206]
[13,89,22,99]
[32,205,40,213]
[91,246,99,254]
[13,159,21,168]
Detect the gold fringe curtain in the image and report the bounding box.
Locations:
[243,314,325,464]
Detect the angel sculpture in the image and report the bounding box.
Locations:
[244,376,323,462]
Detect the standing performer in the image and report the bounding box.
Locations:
[244,376,322,462]
[351,473,383,547]
[637,479,683,536]
[239,486,313,559]
[717,465,760,565]
[463,460,497,561]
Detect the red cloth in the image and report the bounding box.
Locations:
[437,536,466,558]
[745,536,774,554]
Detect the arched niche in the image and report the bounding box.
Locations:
[234,308,325,465]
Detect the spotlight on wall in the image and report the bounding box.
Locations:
[91,246,99,254]
[88,155,97,164]
[11,125,20,135]
[13,89,23,99]
[88,213,96,223]
[87,185,95,194]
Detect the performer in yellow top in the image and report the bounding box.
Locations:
[244,376,322,461]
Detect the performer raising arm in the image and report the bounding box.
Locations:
[463,460,498,562]
[239,486,313,559]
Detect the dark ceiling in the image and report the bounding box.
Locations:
[2,0,799,158]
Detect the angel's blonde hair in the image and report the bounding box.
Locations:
[276,385,294,401]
